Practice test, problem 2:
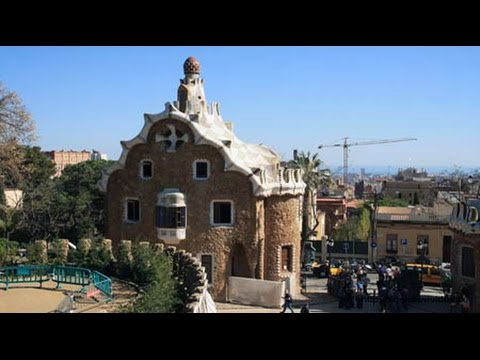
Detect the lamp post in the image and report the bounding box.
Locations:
[417,239,426,286]
[370,189,378,264]
[327,237,334,275]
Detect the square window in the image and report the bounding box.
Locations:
[212,201,233,225]
[126,200,140,222]
[141,161,153,179]
[195,161,209,179]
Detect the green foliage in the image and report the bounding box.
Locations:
[0,203,21,240]
[294,151,331,192]
[1,144,112,243]
[5,146,60,242]
[54,160,113,241]
[117,242,133,279]
[293,151,332,261]
[25,241,47,265]
[81,239,113,273]
[0,238,19,266]
[49,240,67,265]
[356,208,370,241]
[377,198,410,207]
[128,248,180,313]
[131,244,156,285]
[0,181,5,205]
[334,208,371,241]
[22,146,56,187]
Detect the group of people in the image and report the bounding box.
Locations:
[327,266,370,310]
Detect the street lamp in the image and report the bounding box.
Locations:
[417,239,427,286]
[327,238,334,262]
[369,190,379,264]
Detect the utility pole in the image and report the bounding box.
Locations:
[370,189,378,264]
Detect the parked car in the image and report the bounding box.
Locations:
[312,262,329,278]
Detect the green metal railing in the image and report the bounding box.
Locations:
[0,265,112,300]
[0,265,50,290]
[92,271,112,298]
[51,266,91,288]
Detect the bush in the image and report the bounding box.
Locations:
[84,239,114,274]
[26,241,48,265]
[0,238,19,266]
[129,251,180,313]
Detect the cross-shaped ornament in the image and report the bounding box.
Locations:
[155,124,189,152]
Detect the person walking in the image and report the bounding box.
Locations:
[280,289,294,313]
[300,303,310,313]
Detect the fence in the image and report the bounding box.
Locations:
[329,240,368,255]
[0,265,51,290]
[0,265,112,300]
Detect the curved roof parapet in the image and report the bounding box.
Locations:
[99,102,305,197]
[448,201,480,234]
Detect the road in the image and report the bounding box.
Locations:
[217,272,452,313]
[300,271,451,313]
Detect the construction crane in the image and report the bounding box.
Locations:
[318,137,417,185]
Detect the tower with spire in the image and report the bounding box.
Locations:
[101,57,306,301]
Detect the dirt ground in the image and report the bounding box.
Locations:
[0,279,139,313]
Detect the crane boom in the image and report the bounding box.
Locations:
[318,137,417,185]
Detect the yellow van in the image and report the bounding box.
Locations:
[405,263,442,286]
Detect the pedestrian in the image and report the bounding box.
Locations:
[300,303,310,313]
[280,289,294,313]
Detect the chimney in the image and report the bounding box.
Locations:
[293,149,298,161]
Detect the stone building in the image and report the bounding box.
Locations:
[100,57,305,300]
[449,200,480,312]
[43,150,92,177]
[382,180,435,206]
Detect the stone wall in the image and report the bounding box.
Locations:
[264,195,301,295]
[228,276,284,308]
[450,231,479,313]
[33,238,212,313]
[106,119,259,300]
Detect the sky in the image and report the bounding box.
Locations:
[0,46,479,173]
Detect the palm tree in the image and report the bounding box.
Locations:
[290,151,331,266]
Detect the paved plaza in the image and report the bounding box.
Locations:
[216,273,452,313]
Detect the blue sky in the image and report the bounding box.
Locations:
[1,46,479,171]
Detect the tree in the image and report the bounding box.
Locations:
[8,146,59,242]
[333,207,371,242]
[0,238,19,266]
[290,151,331,264]
[0,81,36,144]
[365,198,409,208]
[356,207,370,241]
[0,82,36,189]
[128,245,180,313]
[55,160,113,241]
